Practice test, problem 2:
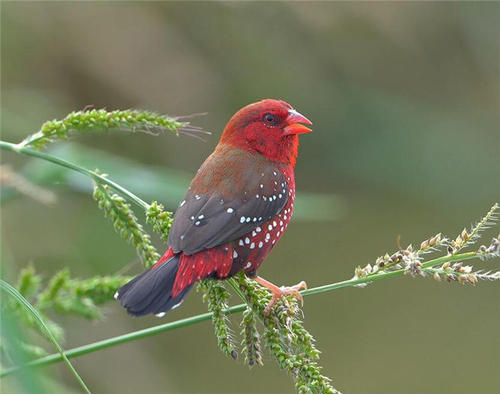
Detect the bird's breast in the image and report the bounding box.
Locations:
[231,166,296,274]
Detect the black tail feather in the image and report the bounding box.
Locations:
[116,255,192,317]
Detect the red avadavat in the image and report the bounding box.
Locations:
[116,99,312,317]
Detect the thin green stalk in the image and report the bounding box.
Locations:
[0,280,91,393]
[0,305,246,378]
[301,252,477,297]
[0,141,148,210]
[0,250,479,378]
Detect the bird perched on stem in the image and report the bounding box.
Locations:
[116,99,312,317]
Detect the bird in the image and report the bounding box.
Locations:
[116,99,312,317]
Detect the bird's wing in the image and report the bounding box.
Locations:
[167,153,290,255]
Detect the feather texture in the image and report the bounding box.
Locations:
[168,146,290,255]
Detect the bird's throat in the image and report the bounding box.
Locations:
[223,133,299,166]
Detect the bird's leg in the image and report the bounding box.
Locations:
[254,276,307,316]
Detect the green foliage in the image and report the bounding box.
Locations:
[72,275,133,305]
[198,280,238,359]
[146,201,174,242]
[4,266,132,343]
[232,275,337,393]
[15,341,49,359]
[241,307,263,367]
[19,109,190,150]
[196,275,337,392]
[93,182,160,268]
[1,264,132,385]
[16,264,42,300]
[0,279,91,393]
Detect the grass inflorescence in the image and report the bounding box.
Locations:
[146,201,174,242]
[18,108,197,150]
[93,181,160,268]
[241,306,263,367]
[352,203,500,287]
[2,264,131,366]
[198,280,238,359]
[232,274,338,394]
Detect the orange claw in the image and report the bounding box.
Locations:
[254,276,307,316]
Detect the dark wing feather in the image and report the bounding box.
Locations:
[168,165,289,255]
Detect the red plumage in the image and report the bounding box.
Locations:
[116,99,312,317]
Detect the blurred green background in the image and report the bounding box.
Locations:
[1,2,499,393]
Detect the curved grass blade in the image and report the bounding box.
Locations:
[0,279,91,393]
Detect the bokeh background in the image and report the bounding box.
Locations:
[2,2,500,393]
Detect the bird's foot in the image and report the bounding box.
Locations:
[265,282,308,316]
[254,276,307,316]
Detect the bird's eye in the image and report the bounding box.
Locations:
[262,113,278,126]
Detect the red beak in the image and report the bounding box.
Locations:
[283,109,313,135]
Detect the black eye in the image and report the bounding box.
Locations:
[262,113,278,126]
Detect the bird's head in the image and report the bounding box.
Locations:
[219,99,312,166]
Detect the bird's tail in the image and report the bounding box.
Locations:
[115,254,193,317]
